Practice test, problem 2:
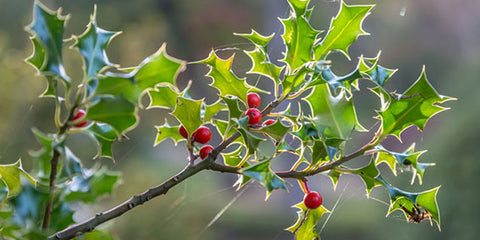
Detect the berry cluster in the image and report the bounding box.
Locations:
[72,109,88,128]
[179,125,213,160]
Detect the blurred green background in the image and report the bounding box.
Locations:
[0,0,478,239]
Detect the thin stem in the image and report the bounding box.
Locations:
[49,160,210,240]
[50,96,285,238]
[42,103,79,230]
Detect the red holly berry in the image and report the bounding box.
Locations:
[72,109,88,128]
[263,119,276,126]
[247,92,261,108]
[246,108,262,125]
[179,125,188,138]
[199,145,214,159]
[192,126,212,144]
[303,191,323,209]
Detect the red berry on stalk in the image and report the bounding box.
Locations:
[247,92,261,108]
[199,145,214,159]
[246,108,262,125]
[303,191,323,209]
[179,125,188,138]
[72,109,88,128]
[192,126,212,144]
[263,119,276,126]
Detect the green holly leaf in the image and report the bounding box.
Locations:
[352,157,384,195]
[197,51,252,103]
[286,201,329,240]
[283,65,311,98]
[222,144,245,167]
[235,29,273,48]
[385,185,441,230]
[0,160,36,198]
[171,97,203,136]
[50,202,75,231]
[222,96,244,121]
[375,144,433,184]
[287,0,311,18]
[310,140,328,166]
[380,67,455,138]
[147,86,180,111]
[73,8,119,79]
[95,44,185,105]
[245,48,283,84]
[86,123,117,160]
[241,159,287,195]
[65,166,120,203]
[203,100,226,122]
[234,117,264,155]
[306,60,363,93]
[359,52,397,87]
[304,84,361,140]
[86,95,138,135]
[10,180,48,227]
[260,118,292,142]
[292,120,319,142]
[57,146,84,180]
[153,123,184,146]
[30,128,56,181]
[327,170,341,190]
[280,8,320,71]
[26,1,69,81]
[314,2,373,59]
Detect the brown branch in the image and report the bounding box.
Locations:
[49,97,284,238]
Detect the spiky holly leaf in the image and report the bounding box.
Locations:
[260,118,292,141]
[86,95,138,135]
[235,30,273,48]
[171,97,203,136]
[234,117,264,155]
[292,120,319,142]
[0,160,36,197]
[154,123,184,146]
[359,52,397,87]
[352,157,384,195]
[306,60,363,94]
[147,86,180,111]
[310,140,328,166]
[215,120,240,141]
[281,5,320,71]
[375,144,433,184]
[203,101,225,122]
[26,1,69,81]
[327,170,341,190]
[222,144,245,167]
[380,67,455,138]
[73,8,119,79]
[222,96,244,121]
[304,84,361,140]
[10,180,48,227]
[57,146,84,180]
[241,159,287,195]
[283,66,310,98]
[385,185,440,230]
[244,48,282,85]
[65,166,120,203]
[30,128,56,181]
[286,201,329,240]
[95,44,185,105]
[314,2,373,59]
[87,123,117,160]
[197,51,252,103]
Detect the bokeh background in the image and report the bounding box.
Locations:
[0,0,478,239]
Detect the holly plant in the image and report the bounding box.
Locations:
[0,0,454,239]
